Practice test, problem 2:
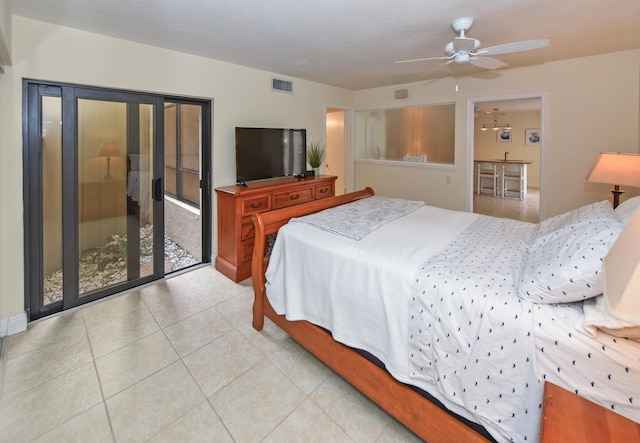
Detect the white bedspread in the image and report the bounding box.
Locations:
[266,204,477,378]
[266,204,481,423]
[290,195,424,240]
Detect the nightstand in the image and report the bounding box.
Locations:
[539,382,640,443]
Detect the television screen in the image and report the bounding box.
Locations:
[235,127,306,184]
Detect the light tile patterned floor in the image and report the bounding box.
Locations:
[473,187,540,223]
[0,266,422,442]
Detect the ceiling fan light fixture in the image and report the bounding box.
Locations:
[480,109,511,132]
[455,53,470,64]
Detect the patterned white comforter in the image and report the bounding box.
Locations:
[408,216,539,442]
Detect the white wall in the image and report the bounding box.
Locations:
[0,16,353,325]
[353,51,640,214]
[0,0,11,68]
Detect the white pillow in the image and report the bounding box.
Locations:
[534,200,615,242]
[128,154,151,171]
[615,195,640,227]
[518,219,622,303]
[578,295,640,339]
[129,154,140,170]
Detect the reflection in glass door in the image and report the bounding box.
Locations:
[77,99,155,297]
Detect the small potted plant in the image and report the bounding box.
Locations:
[307,139,325,177]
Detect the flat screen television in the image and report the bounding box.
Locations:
[235,127,307,185]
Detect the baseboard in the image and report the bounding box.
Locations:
[0,312,28,337]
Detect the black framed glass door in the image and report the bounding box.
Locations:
[24,82,166,319]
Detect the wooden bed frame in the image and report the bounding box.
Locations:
[250,188,491,443]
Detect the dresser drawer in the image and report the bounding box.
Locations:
[273,187,313,209]
[315,182,334,199]
[242,195,270,216]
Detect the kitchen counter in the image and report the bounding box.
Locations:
[475,159,534,164]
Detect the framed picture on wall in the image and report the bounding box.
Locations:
[497,128,512,143]
[525,128,541,145]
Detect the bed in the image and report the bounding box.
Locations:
[250,188,640,442]
[126,153,151,220]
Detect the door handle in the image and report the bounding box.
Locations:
[152,177,163,201]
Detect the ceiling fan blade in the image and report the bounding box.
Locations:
[394,55,452,64]
[469,56,507,70]
[478,39,549,56]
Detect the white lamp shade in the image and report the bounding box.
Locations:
[603,208,640,325]
[98,142,120,157]
[587,152,640,187]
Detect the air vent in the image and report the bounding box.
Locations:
[272,78,293,94]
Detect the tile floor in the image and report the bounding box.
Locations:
[473,187,540,223]
[0,265,421,442]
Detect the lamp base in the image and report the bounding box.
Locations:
[611,185,624,209]
[103,156,113,180]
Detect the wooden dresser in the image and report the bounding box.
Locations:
[215,175,336,282]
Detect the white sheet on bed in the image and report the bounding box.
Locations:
[534,301,640,424]
[266,204,481,422]
[266,204,477,377]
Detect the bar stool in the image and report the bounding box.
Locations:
[477,162,499,196]
[502,163,525,200]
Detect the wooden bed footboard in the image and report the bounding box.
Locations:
[250,187,491,443]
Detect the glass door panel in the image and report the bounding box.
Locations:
[42,96,63,305]
[77,99,155,297]
[163,102,202,272]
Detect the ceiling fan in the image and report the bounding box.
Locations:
[395,17,549,70]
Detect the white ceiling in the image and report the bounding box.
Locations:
[10,0,640,91]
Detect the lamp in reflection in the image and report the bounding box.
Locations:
[587,152,640,208]
[98,142,120,180]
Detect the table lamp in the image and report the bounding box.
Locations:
[586,152,640,208]
[98,142,120,180]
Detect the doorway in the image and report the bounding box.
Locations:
[469,95,545,222]
[23,81,211,320]
[325,106,352,195]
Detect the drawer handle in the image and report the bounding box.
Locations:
[250,201,263,209]
[319,188,327,194]
[289,193,299,200]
